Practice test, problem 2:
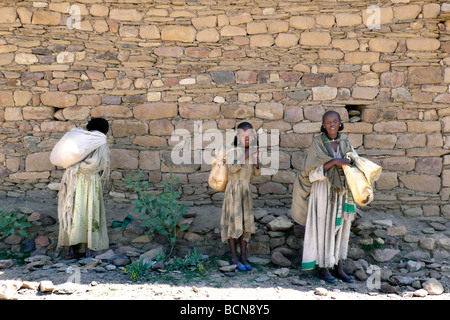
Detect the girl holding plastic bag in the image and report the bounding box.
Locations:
[220,122,260,271]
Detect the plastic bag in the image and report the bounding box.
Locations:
[208,147,239,192]
[342,164,374,207]
[50,128,107,168]
[346,152,382,185]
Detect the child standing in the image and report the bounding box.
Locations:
[221,122,260,271]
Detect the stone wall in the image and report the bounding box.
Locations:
[0,0,450,220]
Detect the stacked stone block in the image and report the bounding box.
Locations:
[0,0,449,220]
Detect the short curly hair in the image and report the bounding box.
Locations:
[86,118,109,135]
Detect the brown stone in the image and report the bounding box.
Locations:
[62,106,90,120]
[41,92,77,108]
[221,26,246,37]
[133,136,167,147]
[380,72,406,88]
[369,38,398,53]
[258,182,287,195]
[0,91,14,107]
[247,21,267,34]
[154,46,184,58]
[376,172,398,190]
[289,16,315,30]
[399,175,441,194]
[92,105,133,118]
[0,7,16,24]
[40,121,75,133]
[268,21,289,33]
[112,120,148,138]
[179,103,220,119]
[302,73,325,87]
[351,87,379,100]
[22,107,54,120]
[192,16,217,28]
[140,25,160,39]
[280,71,302,82]
[139,151,161,171]
[235,71,257,84]
[300,32,331,47]
[364,134,397,149]
[335,13,361,27]
[373,121,406,133]
[408,67,442,84]
[249,34,274,47]
[280,134,313,148]
[326,73,355,88]
[0,53,14,66]
[381,157,415,172]
[275,33,299,47]
[110,149,139,169]
[221,104,254,119]
[161,26,196,42]
[196,28,220,42]
[255,103,283,120]
[332,39,359,51]
[284,106,304,123]
[32,11,61,25]
[134,103,177,120]
[344,52,379,64]
[109,9,144,21]
[406,38,440,51]
[393,5,421,21]
[25,152,54,172]
[185,47,210,58]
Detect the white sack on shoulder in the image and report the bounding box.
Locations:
[50,128,107,168]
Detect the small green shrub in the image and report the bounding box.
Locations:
[123,258,153,282]
[125,172,189,257]
[123,248,207,282]
[0,208,32,239]
[361,238,384,252]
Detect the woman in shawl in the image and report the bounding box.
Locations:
[221,122,260,271]
[295,110,367,283]
[57,118,111,259]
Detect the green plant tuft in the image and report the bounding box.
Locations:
[0,208,32,239]
[125,172,189,257]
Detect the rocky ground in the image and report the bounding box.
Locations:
[0,253,449,301]
[0,198,449,301]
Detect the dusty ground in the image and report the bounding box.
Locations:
[1,257,449,301]
[0,197,449,302]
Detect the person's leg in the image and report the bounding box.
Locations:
[318,267,337,283]
[239,237,248,264]
[239,237,252,270]
[335,259,354,283]
[229,238,246,270]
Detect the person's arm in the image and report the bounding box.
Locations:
[323,158,350,172]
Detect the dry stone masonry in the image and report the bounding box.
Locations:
[0,0,449,222]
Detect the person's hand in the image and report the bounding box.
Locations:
[252,148,259,161]
[362,196,370,204]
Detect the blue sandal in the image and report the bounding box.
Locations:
[231,262,247,271]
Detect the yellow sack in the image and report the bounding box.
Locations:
[208,147,238,192]
[342,164,374,207]
[208,157,228,192]
[346,152,382,186]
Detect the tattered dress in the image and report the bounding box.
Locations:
[57,143,110,252]
[221,147,260,243]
